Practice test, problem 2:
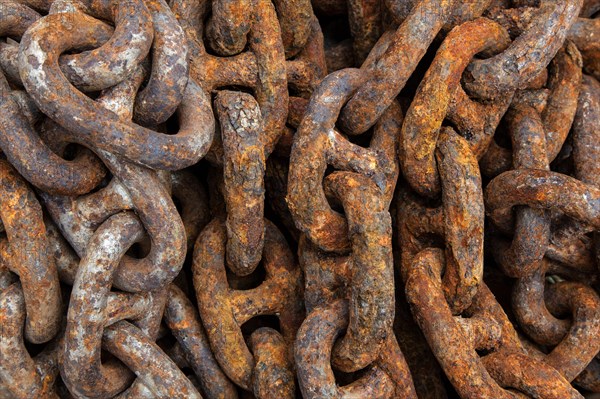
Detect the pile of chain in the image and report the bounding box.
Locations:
[1,0,600,398]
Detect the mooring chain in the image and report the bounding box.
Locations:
[169,8,320,396]
[284,58,418,397]
[49,42,200,398]
[1,0,600,397]
[19,2,212,171]
[396,2,597,397]
[193,218,303,396]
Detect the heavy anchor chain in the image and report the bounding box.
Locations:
[1,0,600,398]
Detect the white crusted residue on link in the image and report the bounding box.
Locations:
[20,35,49,92]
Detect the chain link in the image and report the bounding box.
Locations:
[1,0,600,398]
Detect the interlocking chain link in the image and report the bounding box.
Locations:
[1,0,600,398]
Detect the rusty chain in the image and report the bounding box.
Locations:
[1,0,600,398]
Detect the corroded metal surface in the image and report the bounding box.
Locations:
[1,1,600,398]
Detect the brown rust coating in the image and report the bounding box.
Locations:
[0,16,114,87]
[8,89,42,125]
[206,0,254,56]
[113,380,155,399]
[347,0,382,64]
[386,0,491,30]
[468,283,524,352]
[568,14,600,79]
[482,351,583,398]
[480,42,583,176]
[525,68,550,90]
[171,170,211,252]
[249,328,296,399]
[0,283,60,399]
[193,218,303,390]
[86,68,187,292]
[0,90,106,195]
[338,0,455,135]
[286,18,327,98]
[4,0,600,396]
[446,80,512,161]
[485,169,600,233]
[19,11,215,171]
[454,313,502,351]
[169,0,206,39]
[437,128,485,314]
[36,118,108,195]
[43,177,132,239]
[323,172,395,372]
[575,357,600,392]
[44,217,80,285]
[12,0,50,12]
[0,260,17,291]
[40,146,187,293]
[569,16,600,52]
[573,75,600,185]
[276,126,300,159]
[394,280,449,399]
[0,1,40,39]
[444,0,492,29]
[265,156,301,242]
[273,0,314,58]
[545,225,597,275]
[298,235,351,313]
[581,0,600,17]
[286,68,363,252]
[397,128,484,314]
[102,321,202,399]
[96,158,186,292]
[108,285,176,398]
[370,102,403,206]
[487,4,598,82]
[400,17,509,198]
[104,291,155,328]
[299,203,414,395]
[295,300,395,399]
[164,284,239,399]
[216,91,266,276]
[0,48,107,196]
[188,47,256,95]
[57,0,154,92]
[464,0,583,100]
[182,0,288,158]
[133,0,189,126]
[543,42,583,160]
[544,281,600,382]
[324,39,355,73]
[286,60,319,99]
[490,99,551,279]
[287,69,401,252]
[382,0,413,24]
[112,381,156,399]
[162,340,192,370]
[484,5,540,39]
[376,333,418,398]
[60,212,143,399]
[249,0,289,156]
[0,160,61,344]
[512,264,571,346]
[396,187,445,277]
[405,248,518,398]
